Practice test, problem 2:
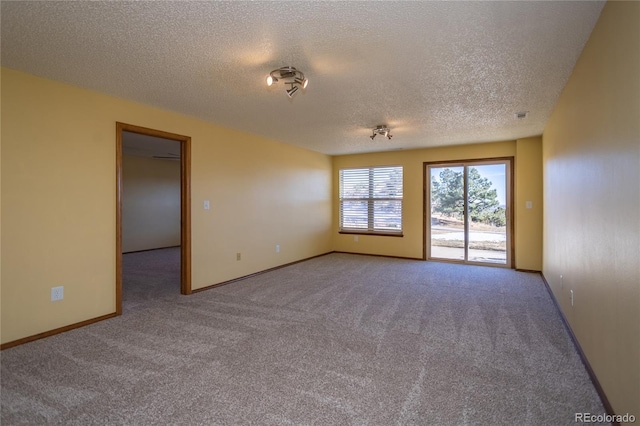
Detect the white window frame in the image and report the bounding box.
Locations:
[339,166,403,235]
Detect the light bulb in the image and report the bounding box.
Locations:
[295,77,309,89]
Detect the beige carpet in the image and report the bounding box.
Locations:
[1,252,604,424]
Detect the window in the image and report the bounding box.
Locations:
[339,166,403,234]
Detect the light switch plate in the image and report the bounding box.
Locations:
[204,200,210,210]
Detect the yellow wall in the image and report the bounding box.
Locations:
[0,68,332,344]
[122,155,181,252]
[0,78,3,335]
[542,1,639,415]
[332,141,543,269]
[515,137,543,270]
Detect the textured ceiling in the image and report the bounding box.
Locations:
[1,1,604,155]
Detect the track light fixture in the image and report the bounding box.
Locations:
[370,125,393,140]
[266,66,308,97]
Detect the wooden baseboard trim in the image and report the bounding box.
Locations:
[122,245,180,254]
[192,251,335,293]
[333,251,423,261]
[515,268,541,273]
[540,273,617,419]
[1,312,118,350]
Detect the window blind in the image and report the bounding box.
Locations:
[339,166,403,233]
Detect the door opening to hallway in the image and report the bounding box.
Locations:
[116,123,192,315]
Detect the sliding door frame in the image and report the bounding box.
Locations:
[423,157,514,268]
[115,122,192,316]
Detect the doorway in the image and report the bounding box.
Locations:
[425,158,513,267]
[116,122,192,315]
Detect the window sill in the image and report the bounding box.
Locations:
[339,231,404,237]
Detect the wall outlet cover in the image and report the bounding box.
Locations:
[51,286,64,301]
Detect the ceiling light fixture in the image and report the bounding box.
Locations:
[370,125,393,140]
[266,66,308,97]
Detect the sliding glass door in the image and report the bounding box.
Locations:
[427,160,511,267]
[428,165,466,261]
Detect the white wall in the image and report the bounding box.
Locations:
[122,155,181,252]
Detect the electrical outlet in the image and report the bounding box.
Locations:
[570,289,574,306]
[276,245,280,253]
[354,236,359,242]
[51,286,64,301]
[236,252,241,261]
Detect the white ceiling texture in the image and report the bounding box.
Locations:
[1,1,605,156]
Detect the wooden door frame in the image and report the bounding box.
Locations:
[423,157,515,268]
[115,122,192,315]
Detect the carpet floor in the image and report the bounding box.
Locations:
[1,252,605,425]
[122,246,181,312]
